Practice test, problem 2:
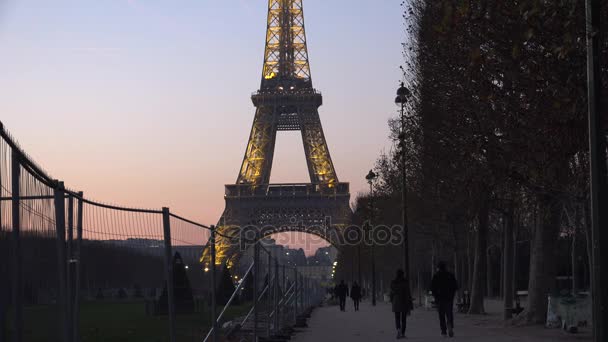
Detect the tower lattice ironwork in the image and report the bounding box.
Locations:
[215,0,351,263]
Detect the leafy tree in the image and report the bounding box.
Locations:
[216,266,237,306]
[241,271,254,302]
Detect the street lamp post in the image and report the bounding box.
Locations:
[585,1,607,341]
[366,169,378,306]
[395,82,411,283]
[358,237,362,291]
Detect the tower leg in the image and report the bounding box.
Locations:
[237,107,278,185]
[300,110,337,185]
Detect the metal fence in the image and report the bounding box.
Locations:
[0,122,323,342]
[202,241,324,342]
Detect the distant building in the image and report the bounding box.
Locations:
[104,238,205,267]
[236,238,311,276]
[297,265,333,283]
[104,238,164,257]
[307,246,337,266]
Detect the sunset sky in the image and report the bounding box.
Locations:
[0,0,404,254]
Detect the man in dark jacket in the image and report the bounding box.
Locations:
[431,261,459,337]
[350,282,362,311]
[335,280,349,311]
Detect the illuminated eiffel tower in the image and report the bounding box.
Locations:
[215,0,351,263]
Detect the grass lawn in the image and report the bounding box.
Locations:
[7,301,252,342]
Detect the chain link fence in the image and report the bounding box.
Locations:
[1,122,325,342]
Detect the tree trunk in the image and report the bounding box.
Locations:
[572,216,579,294]
[463,254,468,291]
[487,248,493,297]
[469,193,489,314]
[526,194,561,324]
[467,230,473,291]
[431,242,436,278]
[503,205,515,320]
[452,223,460,295]
[500,234,505,299]
[583,203,593,291]
[498,248,503,298]
[513,213,519,294]
[565,204,584,294]
[454,253,460,292]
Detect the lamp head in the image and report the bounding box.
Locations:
[395,82,410,105]
[397,82,410,97]
[365,169,377,182]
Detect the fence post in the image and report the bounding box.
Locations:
[301,275,305,310]
[281,264,286,329]
[73,192,83,342]
[0,144,5,342]
[266,250,272,338]
[308,278,311,307]
[302,274,308,312]
[54,181,70,342]
[11,150,23,342]
[305,278,309,308]
[310,279,313,307]
[298,273,305,316]
[312,279,316,306]
[300,274,304,311]
[297,273,301,314]
[66,195,74,341]
[293,268,298,322]
[161,207,176,342]
[309,279,312,307]
[305,276,308,309]
[210,225,217,342]
[305,278,309,309]
[282,264,286,293]
[302,277,305,310]
[273,259,278,335]
[313,280,316,306]
[253,241,259,342]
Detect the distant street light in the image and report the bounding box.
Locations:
[395,82,411,284]
[366,169,378,306]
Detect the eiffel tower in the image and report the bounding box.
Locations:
[215,0,351,262]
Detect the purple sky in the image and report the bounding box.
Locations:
[0,0,404,255]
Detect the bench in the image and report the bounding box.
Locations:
[456,291,470,313]
[513,290,528,315]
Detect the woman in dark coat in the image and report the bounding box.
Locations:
[390,269,412,339]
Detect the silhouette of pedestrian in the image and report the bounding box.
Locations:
[350,282,362,311]
[431,261,459,338]
[390,269,412,339]
[335,280,349,311]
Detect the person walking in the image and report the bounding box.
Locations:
[431,261,459,338]
[350,282,362,311]
[335,280,349,311]
[390,269,412,339]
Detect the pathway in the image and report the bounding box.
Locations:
[291,300,592,342]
